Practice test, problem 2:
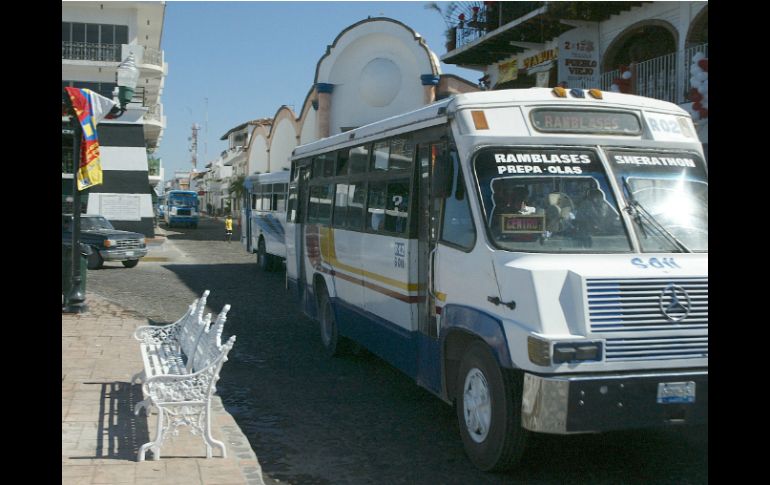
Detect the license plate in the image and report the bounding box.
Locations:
[125,251,135,257]
[657,381,696,404]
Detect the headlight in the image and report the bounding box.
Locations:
[528,337,603,366]
[104,239,117,248]
[139,238,146,246]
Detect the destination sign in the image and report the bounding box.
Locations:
[501,214,545,234]
[531,109,641,135]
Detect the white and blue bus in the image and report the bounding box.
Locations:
[164,190,199,228]
[243,171,290,271]
[285,88,708,471]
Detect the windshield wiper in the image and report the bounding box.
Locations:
[621,177,692,253]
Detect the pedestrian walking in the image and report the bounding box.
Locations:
[224,214,233,242]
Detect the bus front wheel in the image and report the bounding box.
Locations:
[456,341,528,471]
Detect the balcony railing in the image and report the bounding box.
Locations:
[144,104,162,122]
[600,43,708,105]
[62,41,121,62]
[143,47,163,66]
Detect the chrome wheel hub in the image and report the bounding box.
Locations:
[463,368,491,443]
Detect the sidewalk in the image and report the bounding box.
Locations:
[62,292,266,485]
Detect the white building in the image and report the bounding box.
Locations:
[240,17,477,182]
[62,1,168,236]
[439,1,708,155]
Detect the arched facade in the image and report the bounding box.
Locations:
[246,127,269,174]
[243,17,444,177]
[602,20,678,73]
[267,107,301,173]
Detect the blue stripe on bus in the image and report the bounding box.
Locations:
[440,305,513,369]
[253,213,285,242]
[334,297,418,379]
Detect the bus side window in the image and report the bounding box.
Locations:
[367,181,386,232]
[346,181,366,231]
[441,152,475,249]
[333,182,348,228]
[385,179,410,234]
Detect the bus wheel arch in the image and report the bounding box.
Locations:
[444,329,482,404]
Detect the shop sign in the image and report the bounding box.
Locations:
[497,58,518,84]
[557,23,600,88]
[523,48,558,70]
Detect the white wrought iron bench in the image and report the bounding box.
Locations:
[131,290,211,386]
[131,291,237,461]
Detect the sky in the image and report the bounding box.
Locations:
[154,1,480,179]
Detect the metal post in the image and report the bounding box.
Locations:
[64,103,87,313]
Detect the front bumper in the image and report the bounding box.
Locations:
[99,247,148,261]
[168,215,198,223]
[521,370,707,434]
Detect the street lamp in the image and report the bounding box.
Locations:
[63,53,139,313]
[110,53,140,117]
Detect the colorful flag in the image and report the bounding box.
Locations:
[64,87,117,191]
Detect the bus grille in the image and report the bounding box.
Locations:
[177,209,191,216]
[586,277,708,362]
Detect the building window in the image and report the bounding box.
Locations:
[62,22,128,62]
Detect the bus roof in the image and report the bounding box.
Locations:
[244,171,290,190]
[292,88,692,160]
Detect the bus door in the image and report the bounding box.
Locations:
[295,165,312,313]
[243,191,252,251]
[415,142,446,392]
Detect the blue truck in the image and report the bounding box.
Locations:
[164,190,199,228]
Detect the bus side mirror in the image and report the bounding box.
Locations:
[433,154,453,199]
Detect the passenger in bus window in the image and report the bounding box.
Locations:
[575,188,618,235]
[496,184,536,215]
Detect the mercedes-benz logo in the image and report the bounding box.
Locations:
[659,284,691,322]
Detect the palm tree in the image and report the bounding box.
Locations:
[228,174,246,216]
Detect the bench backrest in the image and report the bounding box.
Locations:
[192,304,231,374]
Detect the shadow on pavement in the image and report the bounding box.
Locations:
[69,382,151,461]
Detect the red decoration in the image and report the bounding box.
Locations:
[689,88,702,103]
[611,65,633,94]
[697,59,708,72]
[458,13,465,20]
[693,101,702,111]
[698,108,708,119]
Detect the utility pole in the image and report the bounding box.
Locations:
[190,123,200,171]
[204,97,209,162]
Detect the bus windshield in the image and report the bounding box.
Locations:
[473,147,632,253]
[606,149,708,252]
[169,194,197,207]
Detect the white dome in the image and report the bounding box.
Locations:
[358,57,401,107]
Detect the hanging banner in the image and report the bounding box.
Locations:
[557,23,600,89]
[496,58,519,85]
[64,87,117,191]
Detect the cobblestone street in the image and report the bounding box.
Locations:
[78,216,708,484]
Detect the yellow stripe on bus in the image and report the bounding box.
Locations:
[319,227,420,292]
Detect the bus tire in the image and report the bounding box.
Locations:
[122,259,139,268]
[257,239,271,272]
[318,288,348,358]
[456,341,528,471]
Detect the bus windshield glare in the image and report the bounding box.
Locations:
[170,194,196,207]
[473,147,631,252]
[607,149,708,252]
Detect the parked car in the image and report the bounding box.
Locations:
[62,214,148,269]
